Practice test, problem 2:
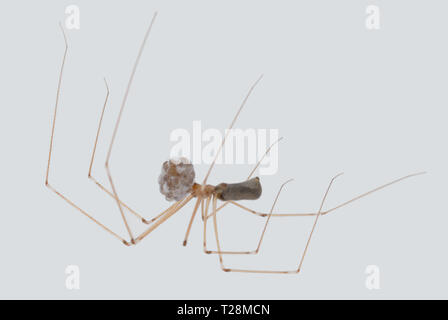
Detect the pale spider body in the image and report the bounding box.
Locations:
[46,12,424,274]
[159,158,262,202]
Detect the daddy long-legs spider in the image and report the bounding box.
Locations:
[45,12,425,274]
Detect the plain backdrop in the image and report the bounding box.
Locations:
[0,0,446,299]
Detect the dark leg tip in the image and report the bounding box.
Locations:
[142,218,150,224]
[183,240,187,246]
[122,240,131,246]
[222,268,230,272]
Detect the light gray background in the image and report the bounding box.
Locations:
[0,0,446,299]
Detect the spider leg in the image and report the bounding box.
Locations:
[202,74,263,185]
[217,171,426,218]
[203,195,255,255]
[87,78,152,224]
[212,173,342,274]
[203,180,292,255]
[202,137,286,254]
[182,197,202,246]
[205,136,283,219]
[135,194,194,243]
[46,15,162,246]
[45,24,135,246]
[207,132,424,220]
[104,13,158,244]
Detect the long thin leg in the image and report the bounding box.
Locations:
[203,180,293,255]
[296,173,343,272]
[201,197,207,221]
[200,137,283,253]
[205,136,284,220]
[204,138,424,260]
[211,195,225,269]
[135,194,194,243]
[202,197,212,252]
[213,173,343,274]
[45,24,130,246]
[201,137,295,255]
[104,12,158,244]
[182,197,202,246]
[213,171,426,219]
[45,23,68,188]
[246,137,283,180]
[203,194,254,255]
[202,74,264,185]
[87,79,156,225]
[206,128,424,220]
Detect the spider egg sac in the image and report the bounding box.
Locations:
[158,157,195,201]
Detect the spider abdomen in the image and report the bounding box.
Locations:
[215,177,262,201]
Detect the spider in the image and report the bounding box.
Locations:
[45,12,424,274]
